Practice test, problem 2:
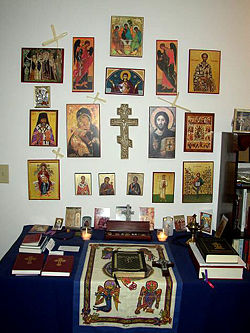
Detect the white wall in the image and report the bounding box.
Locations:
[0,0,249,259]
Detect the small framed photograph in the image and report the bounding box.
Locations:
[184,113,214,152]
[110,16,144,57]
[105,67,145,96]
[127,172,144,195]
[233,108,250,133]
[200,211,212,234]
[174,215,186,232]
[149,106,176,158]
[34,86,51,108]
[27,160,60,200]
[115,206,127,221]
[74,173,92,195]
[215,214,228,238]
[187,216,195,225]
[99,173,115,195]
[139,207,155,231]
[65,207,81,230]
[156,40,178,95]
[188,49,221,94]
[182,161,214,203]
[72,37,94,92]
[66,104,100,157]
[52,218,63,231]
[152,172,175,203]
[21,48,64,83]
[29,110,58,146]
[94,208,110,230]
[82,216,92,228]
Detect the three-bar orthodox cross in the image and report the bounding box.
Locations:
[121,204,134,221]
[110,104,138,159]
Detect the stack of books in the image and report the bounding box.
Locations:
[189,237,246,280]
[19,233,49,254]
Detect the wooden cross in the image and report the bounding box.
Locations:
[55,258,66,266]
[25,256,36,265]
[110,104,138,159]
[121,204,134,221]
[52,147,64,159]
[158,92,192,113]
[42,24,68,47]
[86,92,106,104]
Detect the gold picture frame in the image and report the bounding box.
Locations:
[27,160,60,200]
[74,173,92,195]
[188,49,221,94]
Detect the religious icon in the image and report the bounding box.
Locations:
[105,67,145,96]
[52,218,63,230]
[156,40,178,95]
[29,109,58,146]
[21,48,64,83]
[199,211,213,234]
[99,173,115,195]
[110,16,144,57]
[65,207,81,230]
[182,161,214,203]
[173,215,186,232]
[127,173,144,196]
[149,107,176,158]
[66,104,100,157]
[233,109,250,133]
[188,49,221,94]
[110,104,138,159]
[34,86,51,108]
[215,214,228,238]
[115,206,128,221]
[27,159,60,200]
[94,208,110,230]
[184,112,214,152]
[139,207,155,231]
[74,173,92,195]
[152,172,175,203]
[72,37,94,92]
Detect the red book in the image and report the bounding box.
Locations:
[21,233,42,246]
[12,253,45,275]
[41,255,74,277]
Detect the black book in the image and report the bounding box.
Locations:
[196,237,239,263]
[111,250,147,278]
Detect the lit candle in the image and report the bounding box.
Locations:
[81,227,91,240]
[157,229,168,242]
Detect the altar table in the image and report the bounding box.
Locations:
[0,226,249,333]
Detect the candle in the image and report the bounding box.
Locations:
[81,228,91,240]
[157,229,168,242]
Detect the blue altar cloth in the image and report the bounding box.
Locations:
[0,226,250,333]
[73,241,183,333]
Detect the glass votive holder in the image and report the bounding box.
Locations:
[157,229,168,242]
[81,227,92,241]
